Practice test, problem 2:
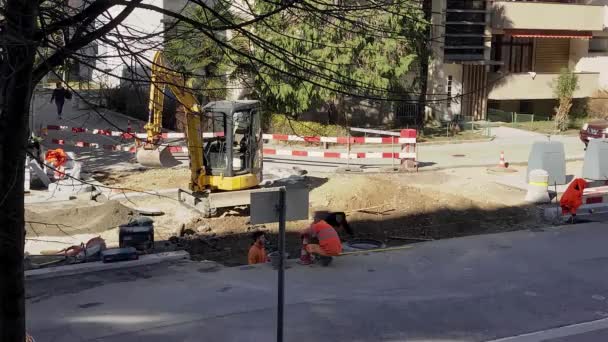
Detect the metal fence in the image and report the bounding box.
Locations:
[487,109,540,124]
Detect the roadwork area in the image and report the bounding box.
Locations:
[19,165,547,266]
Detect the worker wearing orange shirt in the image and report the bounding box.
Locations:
[299,212,343,266]
[248,231,268,265]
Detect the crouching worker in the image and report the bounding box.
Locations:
[299,212,342,266]
[248,231,268,265]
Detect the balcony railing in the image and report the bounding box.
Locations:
[491,1,605,31]
[487,72,599,100]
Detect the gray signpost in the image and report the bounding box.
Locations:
[250,185,309,342]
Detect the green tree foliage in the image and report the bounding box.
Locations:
[165,0,427,115]
[164,3,251,101]
[254,0,425,115]
[553,68,578,131]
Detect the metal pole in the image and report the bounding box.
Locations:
[346,132,351,171]
[391,136,395,170]
[277,187,287,342]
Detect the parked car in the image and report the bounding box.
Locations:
[579,119,608,147]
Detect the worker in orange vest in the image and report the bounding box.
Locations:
[299,212,343,266]
[248,231,268,265]
[560,178,588,224]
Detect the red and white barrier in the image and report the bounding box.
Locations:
[51,139,136,152]
[46,125,135,139]
[45,124,418,164]
[261,134,415,144]
[263,149,416,159]
[45,124,419,144]
[45,125,226,140]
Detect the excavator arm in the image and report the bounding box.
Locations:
[137,51,204,188]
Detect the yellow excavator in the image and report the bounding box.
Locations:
[136,51,263,217]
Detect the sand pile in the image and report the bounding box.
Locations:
[25,200,135,237]
[309,174,478,213]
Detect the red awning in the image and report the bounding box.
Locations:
[505,29,592,39]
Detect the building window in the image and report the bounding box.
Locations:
[491,35,534,73]
[589,37,608,53]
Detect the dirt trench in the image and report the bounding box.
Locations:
[171,174,542,266]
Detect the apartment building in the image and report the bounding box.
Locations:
[428,0,608,121]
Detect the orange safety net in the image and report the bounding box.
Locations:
[560,178,588,215]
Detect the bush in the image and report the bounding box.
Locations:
[268,114,348,137]
[553,69,578,131]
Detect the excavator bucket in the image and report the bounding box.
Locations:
[136,146,180,168]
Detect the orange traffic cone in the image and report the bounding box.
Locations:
[498,151,508,168]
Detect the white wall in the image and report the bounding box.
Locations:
[571,36,608,90]
[92,0,165,88]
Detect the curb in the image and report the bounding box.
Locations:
[543,203,608,221]
[107,187,180,201]
[417,137,495,146]
[25,251,190,280]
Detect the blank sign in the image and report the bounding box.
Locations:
[250,185,309,224]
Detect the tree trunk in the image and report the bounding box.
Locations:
[554,97,572,132]
[0,1,38,341]
[416,0,433,129]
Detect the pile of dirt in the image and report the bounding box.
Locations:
[25,200,135,237]
[93,168,190,191]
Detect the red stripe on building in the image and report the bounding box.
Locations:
[507,29,592,39]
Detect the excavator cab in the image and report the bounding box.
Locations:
[193,100,263,192]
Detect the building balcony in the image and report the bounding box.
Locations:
[487,72,599,100]
[491,1,605,31]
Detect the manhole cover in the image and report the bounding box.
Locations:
[345,238,385,250]
[452,154,466,157]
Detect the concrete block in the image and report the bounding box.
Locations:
[583,139,608,180]
[47,179,94,195]
[25,251,190,280]
[29,160,51,186]
[527,141,566,185]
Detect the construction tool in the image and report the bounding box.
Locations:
[136,51,263,217]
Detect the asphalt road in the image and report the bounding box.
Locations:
[27,221,608,342]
